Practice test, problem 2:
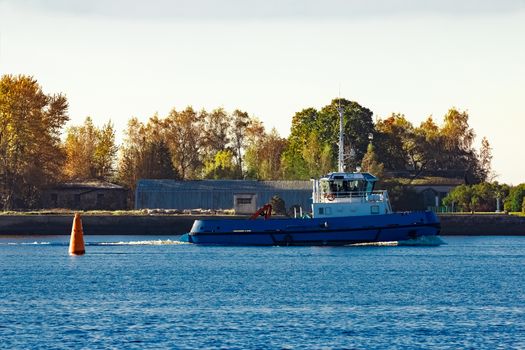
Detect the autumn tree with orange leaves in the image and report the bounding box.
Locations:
[0,75,69,209]
[63,117,118,181]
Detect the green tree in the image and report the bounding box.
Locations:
[258,128,287,180]
[374,108,486,183]
[441,108,474,155]
[300,132,333,178]
[0,75,69,209]
[317,99,375,171]
[229,109,251,177]
[244,122,287,180]
[63,117,96,180]
[443,182,509,212]
[203,149,237,179]
[64,117,117,181]
[140,140,178,179]
[478,137,493,182]
[116,116,178,203]
[164,107,203,179]
[470,182,497,212]
[504,184,525,212]
[94,120,118,180]
[442,184,474,212]
[361,142,384,178]
[414,116,443,174]
[282,99,373,178]
[439,108,481,182]
[281,108,318,179]
[116,117,143,194]
[374,114,411,171]
[243,118,266,179]
[201,108,231,174]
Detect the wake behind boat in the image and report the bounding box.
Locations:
[179,104,440,246]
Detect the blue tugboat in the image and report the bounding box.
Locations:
[179,107,440,246]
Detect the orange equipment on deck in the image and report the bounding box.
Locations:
[249,204,273,220]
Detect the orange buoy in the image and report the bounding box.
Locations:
[69,213,85,255]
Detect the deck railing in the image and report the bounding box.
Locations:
[314,190,388,203]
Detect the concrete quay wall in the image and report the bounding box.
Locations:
[0,215,240,235]
[438,214,525,236]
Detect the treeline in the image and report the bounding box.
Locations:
[443,183,525,213]
[283,99,492,183]
[115,108,287,197]
[0,74,497,209]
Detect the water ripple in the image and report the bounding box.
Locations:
[1,236,524,349]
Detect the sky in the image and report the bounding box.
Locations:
[0,0,524,184]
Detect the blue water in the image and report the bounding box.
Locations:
[1,236,524,349]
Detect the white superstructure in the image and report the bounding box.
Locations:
[311,172,392,218]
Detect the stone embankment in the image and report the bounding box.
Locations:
[0,213,523,235]
[438,214,525,235]
[0,215,233,235]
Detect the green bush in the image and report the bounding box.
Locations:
[443,182,510,212]
[443,184,473,212]
[522,197,525,213]
[504,184,525,212]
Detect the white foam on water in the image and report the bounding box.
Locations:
[397,235,447,246]
[348,241,399,247]
[1,241,51,245]
[347,235,446,247]
[94,239,188,246]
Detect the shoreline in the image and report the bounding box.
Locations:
[0,213,523,236]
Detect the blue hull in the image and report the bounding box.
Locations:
[180,211,440,246]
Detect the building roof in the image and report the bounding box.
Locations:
[390,177,465,186]
[136,179,312,192]
[50,180,126,190]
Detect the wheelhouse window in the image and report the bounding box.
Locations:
[320,179,372,197]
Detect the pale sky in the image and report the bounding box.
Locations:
[0,0,524,184]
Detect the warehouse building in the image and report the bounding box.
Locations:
[135,179,313,214]
[135,177,465,213]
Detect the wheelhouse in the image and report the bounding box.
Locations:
[311,172,391,218]
[318,172,377,199]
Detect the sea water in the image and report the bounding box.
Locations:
[1,235,524,349]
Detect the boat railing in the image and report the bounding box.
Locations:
[316,190,388,203]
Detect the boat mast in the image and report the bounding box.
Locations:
[337,102,344,172]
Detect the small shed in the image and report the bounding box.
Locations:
[135,179,313,213]
[233,193,257,214]
[407,177,465,209]
[42,180,128,210]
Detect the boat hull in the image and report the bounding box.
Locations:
[181,211,440,246]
